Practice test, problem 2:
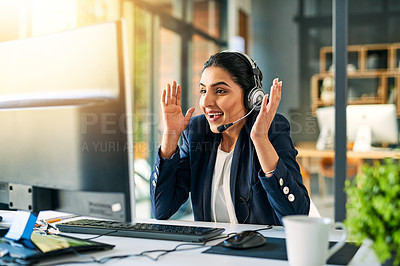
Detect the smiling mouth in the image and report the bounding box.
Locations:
[208,112,223,119]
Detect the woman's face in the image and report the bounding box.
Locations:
[199,66,246,134]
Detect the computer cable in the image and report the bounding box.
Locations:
[254,225,273,232]
[33,225,273,265]
[83,230,119,240]
[37,242,208,265]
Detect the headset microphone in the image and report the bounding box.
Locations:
[217,123,233,133]
[217,100,262,133]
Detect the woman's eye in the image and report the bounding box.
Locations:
[216,89,226,94]
[199,89,206,94]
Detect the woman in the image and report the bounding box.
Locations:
[150,51,310,225]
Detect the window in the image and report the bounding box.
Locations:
[125,0,227,218]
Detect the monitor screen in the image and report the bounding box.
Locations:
[0,20,135,222]
[316,104,399,151]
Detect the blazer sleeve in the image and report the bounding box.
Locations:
[150,130,192,220]
[258,114,310,223]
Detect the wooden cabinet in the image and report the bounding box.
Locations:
[311,43,400,116]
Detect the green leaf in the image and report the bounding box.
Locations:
[344,158,400,263]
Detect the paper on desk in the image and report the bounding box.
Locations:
[5,210,36,241]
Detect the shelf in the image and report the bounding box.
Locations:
[320,45,361,73]
[311,72,398,115]
[312,43,400,116]
[362,44,391,71]
[392,44,400,70]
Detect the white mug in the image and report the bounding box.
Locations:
[282,215,347,266]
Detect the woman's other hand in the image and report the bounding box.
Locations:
[160,81,195,158]
[250,78,282,141]
[250,78,282,175]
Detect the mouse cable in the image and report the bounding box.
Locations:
[33,228,274,265]
[254,225,273,232]
[203,232,237,244]
[36,241,207,266]
[82,230,119,240]
[203,225,274,245]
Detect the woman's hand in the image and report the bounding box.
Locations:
[250,78,282,141]
[250,78,282,175]
[160,81,195,158]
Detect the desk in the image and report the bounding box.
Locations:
[0,210,380,266]
[296,142,400,160]
[296,142,400,196]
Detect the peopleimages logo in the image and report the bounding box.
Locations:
[81,112,131,134]
[80,111,163,135]
[288,111,318,135]
[79,111,161,153]
[81,140,157,153]
[79,111,321,153]
[81,141,130,152]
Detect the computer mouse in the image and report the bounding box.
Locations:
[222,230,266,249]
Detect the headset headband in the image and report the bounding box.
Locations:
[220,50,262,91]
[221,49,256,68]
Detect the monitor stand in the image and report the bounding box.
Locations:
[353,125,372,152]
[316,127,334,150]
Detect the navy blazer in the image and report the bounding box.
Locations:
[150,112,310,225]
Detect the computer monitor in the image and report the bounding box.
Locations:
[316,106,336,150]
[0,20,135,222]
[316,104,399,151]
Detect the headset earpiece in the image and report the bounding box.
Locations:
[244,87,264,111]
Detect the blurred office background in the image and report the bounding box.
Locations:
[1,0,399,220]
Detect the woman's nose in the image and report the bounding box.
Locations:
[201,91,215,107]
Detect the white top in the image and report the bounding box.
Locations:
[210,144,238,224]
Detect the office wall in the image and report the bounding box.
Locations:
[227,0,251,43]
[251,0,299,118]
[0,0,23,41]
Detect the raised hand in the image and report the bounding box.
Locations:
[250,78,282,141]
[160,81,195,158]
[249,78,282,175]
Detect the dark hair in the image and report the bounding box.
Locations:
[202,51,263,92]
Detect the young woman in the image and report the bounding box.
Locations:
[150,51,310,225]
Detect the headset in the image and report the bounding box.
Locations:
[217,50,266,133]
[221,50,265,111]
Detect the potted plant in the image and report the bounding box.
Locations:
[345,158,400,265]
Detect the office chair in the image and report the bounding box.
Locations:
[318,157,361,198]
[298,161,311,195]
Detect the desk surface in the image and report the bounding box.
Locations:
[0,210,380,266]
[296,141,400,159]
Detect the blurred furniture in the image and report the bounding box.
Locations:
[318,157,361,197]
[298,161,311,195]
[296,141,400,197]
[311,43,400,117]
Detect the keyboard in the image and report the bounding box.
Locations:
[56,219,225,243]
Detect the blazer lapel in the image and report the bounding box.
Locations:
[230,128,247,206]
[230,114,257,222]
